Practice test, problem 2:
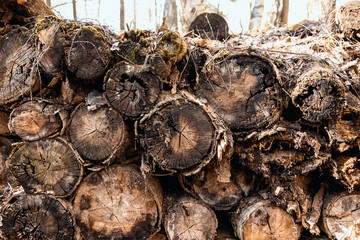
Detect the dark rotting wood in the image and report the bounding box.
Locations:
[68,94,127,163]
[104,63,161,118]
[138,96,224,175]
[0,110,10,135]
[164,196,218,240]
[189,12,229,41]
[7,137,83,197]
[73,164,163,240]
[156,30,187,64]
[0,27,39,104]
[9,100,66,141]
[0,136,16,199]
[231,196,301,240]
[1,194,74,240]
[330,155,360,190]
[64,24,111,80]
[290,67,345,123]
[195,53,282,132]
[336,1,360,41]
[322,191,360,240]
[179,160,255,210]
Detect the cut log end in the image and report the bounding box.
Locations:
[189,13,229,41]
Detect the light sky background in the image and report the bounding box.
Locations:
[50,0,354,34]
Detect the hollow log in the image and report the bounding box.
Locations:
[189,13,229,41]
[1,194,74,240]
[0,27,39,105]
[231,196,302,240]
[322,191,360,240]
[194,53,282,132]
[7,137,83,197]
[68,93,128,164]
[179,160,256,210]
[64,24,111,81]
[9,100,66,141]
[164,196,218,240]
[104,63,161,118]
[336,1,360,41]
[73,164,163,240]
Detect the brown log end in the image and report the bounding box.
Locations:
[336,1,360,41]
[68,100,127,163]
[232,197,301,240]
[322,192,360,240]
[291,68,345,123]
[139,98,216,174]
[156,30,187,63]
[7,138,83,197]
[189,12,229,41]
[65,25,111,80]
[104,63,161,118]
[165,197,218,240]
[195,53,282,131]
[1,194,74,240]
[0,27,38,104]
[73,165,162,240]
[9,100,65,141]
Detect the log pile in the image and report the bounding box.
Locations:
[1,1,360,239]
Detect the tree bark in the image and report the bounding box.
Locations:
[73,164,163,240]
[1,194,74,240]
[188,13,229,41]
[249,0,265,30]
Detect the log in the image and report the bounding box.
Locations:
[7,137,83,197]
[9,100,66,141]
[104,63,161,118]
[1,194,74,240]
[72,164,163,240]
[179,160,256,210]
[322,191,360,240]
[231,196,302,240]
[188,13,229,41]
[164,196,218,240]
[336,1,360,41]
[68,92,128,164]
[0,136,16,200]
[64,23,111,81]
[0,110,10,135]
[0,27,39,105]
[194,53,282,132]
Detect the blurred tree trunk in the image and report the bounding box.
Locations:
[178,0,206,33]
[120,0,125,30]
[46,0,51,7]
[280,0,289,26]
[72,0,77,21]
[262,0,283,29]
[164,0,178,30]
[134,0,137,29]
[249,0,264,30]
[307,0,336,20]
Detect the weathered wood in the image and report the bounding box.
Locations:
[73,164,162,240]
[1,194,74,240]
[336,1,360,41]
[68,93,128,163]
[9,100,66,141]
[232,196,301,240]
[189,13,229,41]
[0,110,10,135]
[104,63,161,118]
[7,137,83,197]
[195,53,282,132]
[179,160,255,210]
[164,196,218,240]
[322,191,360,240]
[64,24,111,80]
[0,27,39,104]
[0,136,16,200]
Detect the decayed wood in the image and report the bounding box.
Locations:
[64,24,111,80]
[68,93,128,163]
[330,155,360,190]
[1,194,74,240]
[73,164,162,240]
[195,53,282,132]
[7,137,83,197]
[0,136,16,200]
[179,160,255,210]
[164,196,218,240]
[0,110,10,135]
[104,63,161,118]
[9,100,66,141]
[336,1,360,41]
[232,196,301,240]
[189,13,229,41]
[322,191,360,240]
[0,27,39,105]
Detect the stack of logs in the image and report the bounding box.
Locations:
[1,0,360,239]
